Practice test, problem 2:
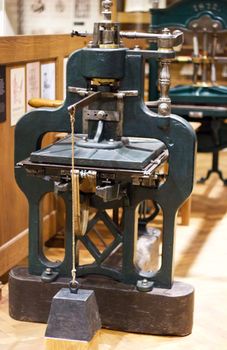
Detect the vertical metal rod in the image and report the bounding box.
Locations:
[202,30,208,83]
[70,108,79,290]
[116,94,124,139]
[193,31,199,56]
[158,59,171,116]
[192,26,199,85]
[211,24,218,85]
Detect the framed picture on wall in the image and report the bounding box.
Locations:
[41,62,56,100]
[10,66,25,126]
[26,61,40,112]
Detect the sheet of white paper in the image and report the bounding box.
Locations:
[41,62,56,100]
[26,62,40,112]
[10,67,25,126]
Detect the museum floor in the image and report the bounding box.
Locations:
[0,151,227,350]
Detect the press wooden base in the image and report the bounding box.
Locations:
[9,267,194,336]
[45,331,100,350]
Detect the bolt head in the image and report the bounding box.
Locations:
[142,279,148,285]
[97,110,106,119]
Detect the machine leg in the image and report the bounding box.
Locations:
[198,151,227,185]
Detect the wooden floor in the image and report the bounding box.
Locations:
[0,152,227,350]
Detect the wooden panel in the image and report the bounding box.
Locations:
[0,66,28,247]
[0,35,90,66]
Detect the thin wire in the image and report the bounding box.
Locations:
[70,107,77,287]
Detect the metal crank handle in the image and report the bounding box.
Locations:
[72,29,184,50]
[120,29,182,42]
[121,29,183,51]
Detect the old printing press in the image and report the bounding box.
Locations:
[9,0,196,337]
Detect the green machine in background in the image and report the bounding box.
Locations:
[149,0,227,185]
[9,0,195,336]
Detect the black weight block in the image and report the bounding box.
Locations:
[45,288,101,342]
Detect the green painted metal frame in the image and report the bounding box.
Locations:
[15,48,196,288]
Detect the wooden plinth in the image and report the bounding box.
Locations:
[45,331,100,350]
[9,267,194,336]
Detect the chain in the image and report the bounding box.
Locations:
[69,106,79,292]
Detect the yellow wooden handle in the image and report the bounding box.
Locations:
[28,98,63,108]
[174,56,192,63]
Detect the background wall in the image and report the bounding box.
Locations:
[4,0,102,35]
[2,0,168,36]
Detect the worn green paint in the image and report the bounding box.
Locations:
[15,47,196,288]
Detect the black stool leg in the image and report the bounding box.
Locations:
[198,151,227,185]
